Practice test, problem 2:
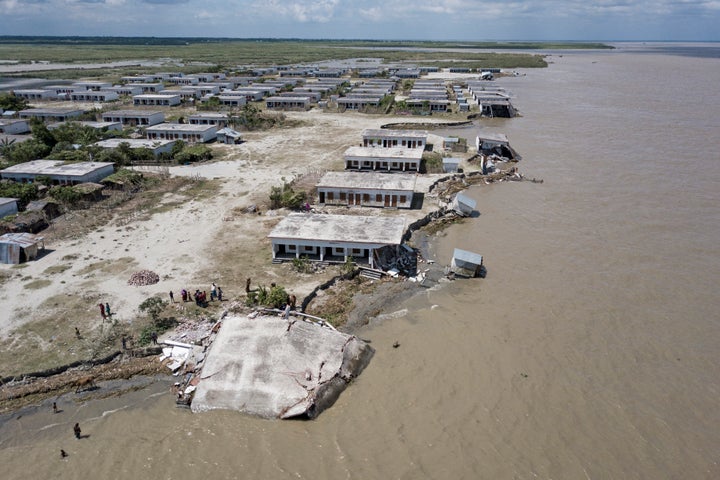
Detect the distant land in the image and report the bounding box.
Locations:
[0,37,615,50]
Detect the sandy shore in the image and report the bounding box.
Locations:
[0,109,467,376]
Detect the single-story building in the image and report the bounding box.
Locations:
[72,81,112,91]
[0,232,45,264]
[93,138,176,156]
[0,197,19,218]
[19,108,85,122]
[268,213,407,268]
[362,129,428,149]
[107,85,144,96]
[344,146,423,172]
[450,192,477,217]
[216,127,243,145]
[25,199,61,219]
[13,89,59,101]
[0,160,115,185]
[133,94,182,107]
[133,83,165,93]
[188,113,228,127]
[101,110,165,127]
[0,119,30,135]
[316,171,416,209]
[145,123,217,143]
[475,132,519,160]
[336,96,382,110]
[216,95,247,107]
[265,96,311,110]
[442,157,462,173]
[47,121,122,132]
[405,98,451,112]
[450,248,484,278]
[69,91,119,102]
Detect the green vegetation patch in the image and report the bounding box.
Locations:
[23,278,52,290]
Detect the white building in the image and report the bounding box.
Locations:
[268,213,406,268]
[145,123,217,143]
[69,91,119,102]
[19,108,85,122]
[316,171,416,209]
[344,146,423,172]
[361,129,428,149]
[0,160,115,185]
[0,119,30,135]
[133,94,182,107]
[93,138,176,156]
[0,198,19,218]
[101,110,165,127]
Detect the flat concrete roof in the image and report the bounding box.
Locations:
[192,314,374,419]
[102,110,164,117]
[94,138,175,149]
[317,171,417,191]
[146,123,216,132]
[0,197,18,206]
[1,160,114,176]
[20,108,84,115]
[362,128,428,139]
[344,146,424,160]
[269,213,406,245]
[477,132,509,143]
[189,113,227,119]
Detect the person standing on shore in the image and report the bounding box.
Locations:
[105,302,111,318]
[210,283,217,301]
[99,303,106,320]
[217,286,223,301]
[73,423,81,439]
[169,290,174,303]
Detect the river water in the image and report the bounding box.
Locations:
[2,45,719,479]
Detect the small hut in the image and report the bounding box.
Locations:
[0,232,45,264]
[450,248,484,278]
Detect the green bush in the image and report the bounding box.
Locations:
[269,182,307,210]
[49,185,83,206]
[174,144,212,164]
[292,255,313,273]
[250,284,289,309]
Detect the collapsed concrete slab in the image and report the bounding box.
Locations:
[191,314,374,419]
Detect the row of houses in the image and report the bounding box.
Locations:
[268,128,425,268]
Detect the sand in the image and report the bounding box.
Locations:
[0,109,459,356]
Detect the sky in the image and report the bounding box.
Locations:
[1,0,719,41]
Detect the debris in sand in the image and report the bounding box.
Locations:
[127,270,160,286]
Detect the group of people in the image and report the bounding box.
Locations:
[171,283,223,308]
[98,302,112,320]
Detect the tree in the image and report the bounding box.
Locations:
[29,118,57,149]
[0,93,29,111]
[174,144,212,164]
[2,139,51,164]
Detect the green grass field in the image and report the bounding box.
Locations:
[0,38,612,78]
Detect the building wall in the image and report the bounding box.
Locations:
[0,201,19,218]
[317,187,412,209]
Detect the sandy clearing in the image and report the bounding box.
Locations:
[0,110,465,340]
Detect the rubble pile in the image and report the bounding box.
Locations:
[127,269,160,286]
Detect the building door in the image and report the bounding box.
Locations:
[391,195,398,207]
[384,195,390,207]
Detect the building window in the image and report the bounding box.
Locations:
[352,248,362,255]
[363,194,370,202]
[376,194,382,202]
[327,192,334,201]
[287,244,296,251]
[339,192,346,201]
[400,195,407,203]
[303,245,315,252]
